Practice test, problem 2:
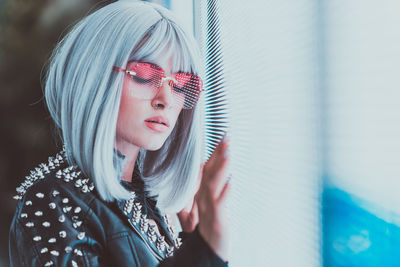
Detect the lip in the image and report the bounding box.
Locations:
[144,121,169,133]
[144,116,170,133]
[144,116,170,127]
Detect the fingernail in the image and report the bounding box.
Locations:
[226,174,232,183]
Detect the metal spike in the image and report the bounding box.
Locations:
[166,246,174,257]
[81,185,89,193]
[74,179,82,187]
[16,186,25,194]
[48,161,55,169]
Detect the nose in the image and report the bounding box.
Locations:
[150,77,175,109]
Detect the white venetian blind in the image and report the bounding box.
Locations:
[193,1,322,266]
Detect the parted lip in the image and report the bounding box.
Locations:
[145,116,170,127]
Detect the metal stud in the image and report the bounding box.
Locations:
[52,190,60,197]
[63,206,72,213]
[74,248,83,256]
[75,179,82,187]
[25,222,34,227]
[62,198,69,204]
[65,246,72,253]
[44,261,54,266]
[81,185,89,193]
[157,236,166,252]
[59,231,67,238]
[21,213,28,218]
[33,236,41,241]
[166,246,174,257]
[25,200,33,206]
[50,250,59,256]
[40,247,48,254]
[49,202,56,209]
[148,225,157,243]
[48,161,55,170]
[42,221,51,227]
[56,170,62,178]
[174,237,182,248]
[36,192,44,198]
[58,215,65,222]
[34,211,43,216]
[71,260,78,267]
[74,207,81,213]
[48,237,56,243]
[77,232,85,240]
[73,221,82,228]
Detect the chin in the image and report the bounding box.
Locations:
[142,138,166,151]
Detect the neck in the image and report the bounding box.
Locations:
[115,137,140,183]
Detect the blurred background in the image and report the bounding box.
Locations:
[2,0,400,266]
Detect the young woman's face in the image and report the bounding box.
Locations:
[116,55,185,151]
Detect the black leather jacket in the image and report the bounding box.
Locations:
[9,151,228,266]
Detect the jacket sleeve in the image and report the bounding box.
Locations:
[9,181,105,267]
[158,226,229,267]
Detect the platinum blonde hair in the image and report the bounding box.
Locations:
[44,0,203,212]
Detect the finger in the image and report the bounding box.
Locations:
[207,134,228,165]
[209,154,230,187]
[190,199,199,219]
[217,179,231,204]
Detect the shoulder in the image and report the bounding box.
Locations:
[12,150,99,224]
[13,150,95,202]
[9,150,105,266]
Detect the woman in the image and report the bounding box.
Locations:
[9,1,231,266]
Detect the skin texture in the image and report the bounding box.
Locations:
[115,55,184,182]
[115,55,231,262]
[178,135,231,262]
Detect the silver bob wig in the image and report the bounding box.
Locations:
[44,0,203,212]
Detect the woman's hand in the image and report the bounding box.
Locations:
[195,135,231,262]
